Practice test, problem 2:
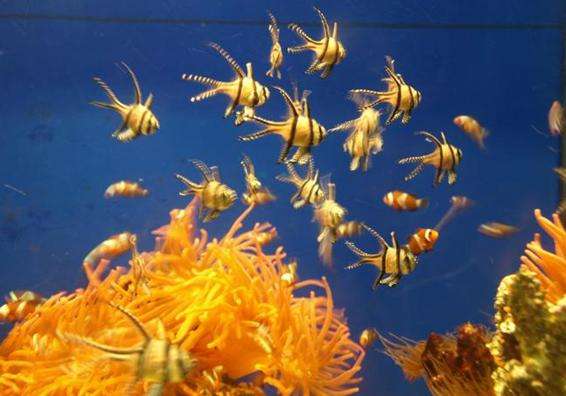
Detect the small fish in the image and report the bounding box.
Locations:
[382,190,428,212]
[91,62,159,142]
[241,155,276,206]
[254,228,277,247]
[61,304,196,396]
[548,101,565,135]
[335,220,363,240]
[351,56,421,125]
[0,290,46,323]
[83,232,134,268]
[453,115,489,149]
[406,228,439,255]
[345,225,418,289]
[280,260,298,287]
[276,158,325,209]
[288,7,346,78]
[399,131,463,186]
[176,160,237,222]
[128,234,150,297]
[239,86,328,164]
[314,182,347,266]
[359,328,379,349]
[182,42,270,124]
[478,222,519,238]
[330,93,384,172]
[434,195,474,231]
[104,180,148,199]
[266,12,283,79]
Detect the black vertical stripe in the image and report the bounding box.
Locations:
[137,108,149,135]
[446,143,457,172]
[233,77,243,109]
[251,77,259,107]
[308,114,315,147]
[289,114,299,147]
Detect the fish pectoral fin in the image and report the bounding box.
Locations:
[203,209,221,222]
[144,93,154,108]
[113,128,137,142]
[382,274,400,287]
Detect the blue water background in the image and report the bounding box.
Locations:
[0,1,564,394]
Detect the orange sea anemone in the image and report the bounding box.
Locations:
[0,199,365,395]
[380,323,495,396]
[520,209,566,302]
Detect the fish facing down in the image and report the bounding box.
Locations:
[350,56,421,125]
[175,160,237,222]
[399,131,463,186]
[182,42,270,124]
[287,7,346,78]
[453,115,489,149]
[91,62,159,143]
[382,190,428,212]
[266,12,283,79]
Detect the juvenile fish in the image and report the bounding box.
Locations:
[453,115,489,149]
[104,180,148,198]
[345,225,418,289]
[478,222,519,238]
[176,160,237,222]
[288,7,346,78]
[0,291,46,323]
[383,190,428,212]
[399,131,463,186]
[548,101,565,135]
[266,12,283,79]
[241,155,276,206]
[359,328,379,349]
[91,62,159,142]
[351,56,421,125]
[83,232,134,268]
[276,158,325,209]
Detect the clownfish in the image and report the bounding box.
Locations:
[345,225,418,289]
[104,180,148,199]
[175,160,237,222]
[406,228,439,255]
[382,190,428,212]
[351,56,421,125]
[359,328,379,349]
[288,7,346,78]
[83,232,134,268]
[399,131,463,186]
[453,115,489,150]
[0,291,46,323]
[91,62,159,142]
[280,260,298,287]
[266,12,283,79]
[61,303,196,396]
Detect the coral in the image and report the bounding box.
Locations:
[487,266,566,396]
[0,199,365,395]
[380,323,495,396]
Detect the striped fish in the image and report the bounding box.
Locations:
[399,131,463,186]
[83,232,134,267]
[359,328,379,349]
[241,154,276,206]
[104,180,148,198]
[0,291,46,323]
[351,56,421,125]
[239,86,328,164]
[266,12,283,79]
[345,225,418,289]
[91,62,159,142]
[383,190,428,212]
[453,115,489,149]
[406,228,439,255]
[276,158,325,209]
[314,182,347,266]
[478,222,519,238]
[62,304,196,396]
[175,160,237,222]
[182,42,270,124]
[288,7,346,78]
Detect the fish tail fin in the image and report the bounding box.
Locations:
[189,88,221,103]
[418,198,429,209]
[287,44,310,54]
[175,174,202,196]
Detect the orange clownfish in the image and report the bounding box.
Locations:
[383,190,428,212]
[453,115,489,150]
[104,181,149,199]
[359,327,379,349]
[0,291,46,323]
[406,228,439,255]
[83,232,134,267]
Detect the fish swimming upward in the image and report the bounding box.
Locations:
[399,131,463,186]
[239,86,328,164]
[181,42,270,124]
[330,93,384,172]
[382,190,428,212]
[288,7,346,78]
[276,158,325,209]
[350,56,421,125]
[240,154,276,206]
[175,160,237,222]
[0,290,46,323]
[453,115,489,150]
[266,12,283,79]
[61,304,196,396]
[91,62,159,142]
[345,225,418,289]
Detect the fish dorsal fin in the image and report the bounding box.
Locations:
[268,12,279,43]
[418,131,442,148]
[110,303,151,342]
[209,42,244,78]
[332,22,338,39]
[314,7,330,39]
[241,154,254,177]
[326,182,336,201]
[390,231,399,250]
[245,62,254,79]
[120,62,142,104]
[362,224,388,249]
[209,166,221,182]
[319,174,333,198]
[191,159,214,182]
[385,56,396,74]
[273,86,298,117]
[144,93,154,108]
[440,131,449,145]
